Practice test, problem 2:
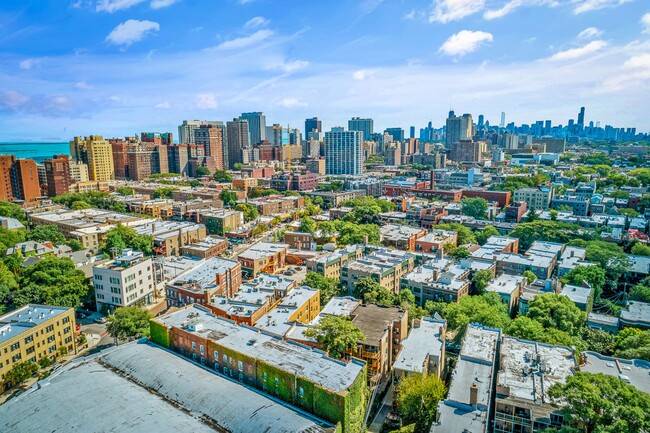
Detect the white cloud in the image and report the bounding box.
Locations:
[96,0,145,13]
[439,30,493,57]
[572,0,631,14]
[279,60,309,73]
[19,58,44,70]
[75,81,93,89]
[404,9,416,19]
[195,93,217,109]
[360,0,384,15]
[150,0,178,9]
[430,0,485,24]
[483,0,559,20]
[155,101,171,108]
[578,27,603,39]
[547,40,608,61]
[624,54,650,70]
[106,19,160,46]
[216,29,274,50]
[642,13,650,34]
[352,69,375,80]
[245,16,268,28]
[238,0,254,4]
[278,97,307,108]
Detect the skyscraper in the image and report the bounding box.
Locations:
[11,158,41,202]
[226,118,250,169]
[409,126,415,139]
[445,111,472,149]
[178,120,221,145]
[500,112,506,128]
[348,117,374,140]
[305,117,322,137]
[384,128,405,142]
[478,115,484,128]
[578,107,585,126]
[325,128,363,175]
[70,136,114,181]
[240,112,266,145]
[194,124,224,170]
[44,155,71,197]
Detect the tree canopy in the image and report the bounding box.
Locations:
[562,265,605,299]
[152,187,176,199]
[395,374,446,432]
[0,201,27,224]
[100,225,153,257]
[107,306,152,340]
[219,190,238,207]
[461,197,488,219]
[510,221,593,251]
[436,223,476,245]
[213,169,232,182]
[3,361,38,388]
[235,203,259,222]
[298,216,316,233]
[303,315,365,359]
[52,191,127,213]
[475,225,499,245]
[527,293,585,336]
[548,372,650,433]
[472,269,493,294]
[304,272,343,305]
[437,292,511,332]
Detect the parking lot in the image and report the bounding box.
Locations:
[280,264,308,285]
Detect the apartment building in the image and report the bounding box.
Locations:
[0,305,76,384]
[306,244,364,280]
[132,220,207,257]
[254,285,321,336]
[393,317,446,379]
[199,209,244,236]
[150,305,367,433]
[494,337,576,433]
[513,186,554,210]
[165,257,242,308]
[70,136,114,181]
[414,229,457,253]
[379,224,426,251]
[342,248,416,294]
[237,242,288,277]
[180,236,228,259]
[92,249,155,312]
[485,274,526,316]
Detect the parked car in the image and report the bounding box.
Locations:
[94,317,108,324]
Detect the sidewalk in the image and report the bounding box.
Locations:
[368,382,395,433]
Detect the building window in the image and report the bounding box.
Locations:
[238,360,243,371]
[200,345,204,355]
[191,342,196,351]
[213,350,218,360]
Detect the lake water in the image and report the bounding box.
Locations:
[0,142,70,162]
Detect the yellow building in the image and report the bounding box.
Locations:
[0,305,76,384]
[70,136,115,181]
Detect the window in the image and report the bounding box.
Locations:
[47,335,55,343]
[64,337,72,344]
[26,346,35,354]
[200,345,204,355]
[10,342,20,351]
[238,360,243,371]
[63,327,70,334]
[45,325,54,333]
[191,342,196,351]
[223,354,227,363]
[192,353,197,361]
[12,354,21,362]
[200,356,205,365]
[213,350,219,360]
[24,336,33,344]
[49,345,56,353]
[62,317,69,324]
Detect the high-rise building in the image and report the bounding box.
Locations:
[450,140,487,163]
[194,124,224,170]
[141,132,173,145]
[504,133,519,150]
[478,114,485,128]
[325,128,364,175]
[44,155,71,197]
[269,124,289,147]
[109,137,138,180]
[167,144,190,175]
[178,120,222,145]
[305,117,322,137]
[500,112,506,128]
[0,155,15,201]
[226,118,250,169]
[578,106,585,127]
[409,126,415,139]
[445,111,472,149]
[11,158,41,202]
[385,128,405,142]
[69,160,89,183]
[240,112,266,145]
[70,136,114,181]
[348,117,374,140]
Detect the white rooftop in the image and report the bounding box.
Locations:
[393,318,446,374]
[485,274,525,296]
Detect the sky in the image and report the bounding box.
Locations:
[1,0,649,141]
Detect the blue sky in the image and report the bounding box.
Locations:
[1,0,649,141]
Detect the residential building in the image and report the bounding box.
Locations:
[432,324,500,433]
[0,155,15,201]
[44,155,71,197]
[284,231,315,251]
[226,118,250,169]
[485,274,526,316]
[551,195,590,216]
[165,257,242,308]
[342,248,415,294]
[68,159,89,183]
[348,117,373,140]
[560,284,594,313]
[269,171,319,192]
[199,210,244,236]
[306,158,326,175]
[414,229,457,253]
[237,242,288,277]
[325,128,364,175]
[150,305,367,433]
[445,111,472,149]
[11,158,41,202]
[70,136,114,181]
[308,190,365,208]
[194,124,224,170]
[92,249,155,312]
[380,224,426,251]
[306,245,365,280]
[513,186,554,210]
[180,236,228,259]
[401,257,477,304]
[619,301,650,330]
[393,318,446,379]
[0,305,76,383]
[254,285,321,336]
[240,112,266,145]
[494,337,576,433]
[505,201,527,223]
[305,117,322,136]
[450,140,487,163]
[141,131,173,145]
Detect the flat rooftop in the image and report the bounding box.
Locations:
[580,351,650,395]
[0,341,333,433]
[318,296,361,319]
[0,305,72,345]
[560,284,593,306]
[497,337,576,404]
[619,301,650,326]
[167,257,240,294]
[485,274,525,296]
[393,318,445,374]
[155,306,364,393]
[239,242,289,260]
[350,303,405,344]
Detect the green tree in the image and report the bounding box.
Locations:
[461,197,489,219]
[235,203,259,222]
[510,221,593,251]
[107,306,152,340]
[450,246,470,259]
[3,361,38,388]
[335,221,380,245]
[353,277,396,306]
[298,216,316,233]
[581,327,615,355]
[612,328,650,361]
[527,293,585,336]
[436,223,476,245]
[569,239,630,283]
[561,265,605,299]
[472,269,493,293]
[212,169,232,182]
[152,187,176,199]
[0,201,27,223]
[618,208,640,217]
[303,315,365,359]
[549,209,559,221]
[71,200,91,210]
[26,224,66,244]
[219,190,238,207]
[629,283,650,303]
[304,272,343,305]
[506,316,580,349]
[548,372,650,433]
[395,373,446,432]
[195,166,211,177]
[522,270,536,285]
[116,186,134,196]
[440,293,511,331]
[631,243,650,256]
[100,225,153,256]
[475,225,499,245]
[233,162,243,170]
[0,260,20,314]
[0,226,26,253]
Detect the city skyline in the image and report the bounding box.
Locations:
[1,0,649,141]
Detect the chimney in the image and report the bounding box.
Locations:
[430,170,435,190]
[469,383,479,406]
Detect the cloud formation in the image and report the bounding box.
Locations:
[216,29,274,50]
[547,40,607,61]
[578,27,603,39]
[430,0,485,23]
[96,0,145,13]
[642,13,650,34]
[245,16,269,28]
[572,0,631,14]
[439,30,493,57]
[106,19,160,46]
[150,0,178,9]
[19,58,44,70]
